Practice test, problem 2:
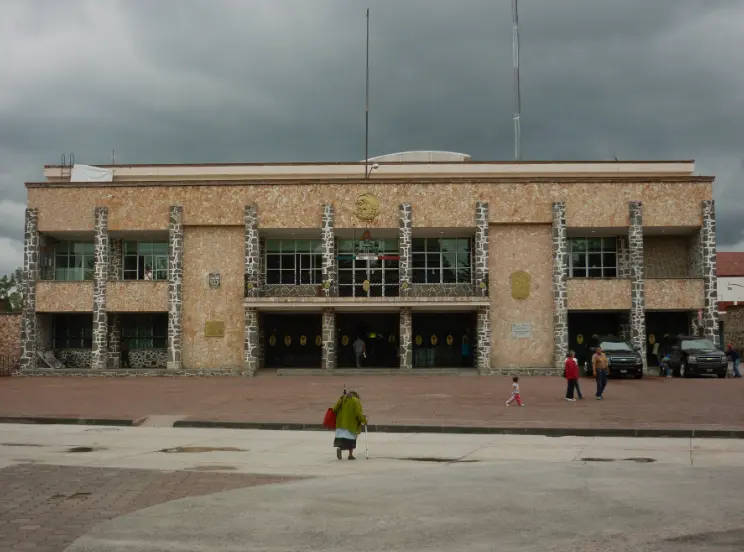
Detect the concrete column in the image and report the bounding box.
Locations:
[701,200,720,345]
[244,205,260,297]
[399,307,412,370]
[108,313,121,369]
[399,203,412,295]
[109,238,123,281]
[322,308,336,370]
[167,205,183,370]
[20,208,39,371]
[476,306,491,374]
[91,207,110,370]
[474,202,489,296]
[244,306,259,375]
[551,202,568,369]
[321,204,336,297]
[629,201,646,365]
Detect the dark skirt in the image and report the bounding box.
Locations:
[334,437,357,451]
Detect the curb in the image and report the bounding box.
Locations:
[0,416,742,439]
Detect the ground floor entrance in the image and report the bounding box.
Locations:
[336,313,399,368]
[568,311,626,369]
[412,312,476,368]
[645,311,690,366]
[263,313,323,368]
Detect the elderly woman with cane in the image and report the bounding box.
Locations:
[332,390,367,460]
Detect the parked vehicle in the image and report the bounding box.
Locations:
[589,336,644,379]
[669,336,727,378]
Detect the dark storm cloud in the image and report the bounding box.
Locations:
[0,0,742,273]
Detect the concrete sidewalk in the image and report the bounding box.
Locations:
[1,374,743,433]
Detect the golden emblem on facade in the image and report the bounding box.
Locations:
[415,335,422,346]
[342,335,349,346]
[362,279,371,292]
[300,335,307,346]
[269,335,276,347]
[446,335,454,346]
[510,270,531,300]
[284,335,291,346]
[316,335,322,346]
[355,193,380,221]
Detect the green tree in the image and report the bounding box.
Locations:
[0,267,25,312]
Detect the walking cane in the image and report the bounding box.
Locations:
[364,424,369,460]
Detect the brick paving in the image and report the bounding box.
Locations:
[0,464,296,551]
[0,373,743,430]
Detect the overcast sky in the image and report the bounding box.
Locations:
[1,0,743,275]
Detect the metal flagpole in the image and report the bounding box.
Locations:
[512,0,522,160]
[365,8,370,178]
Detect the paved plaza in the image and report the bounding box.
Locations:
[0,424,743,551]
[0,374,743,431]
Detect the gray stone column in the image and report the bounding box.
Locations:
[322,308,336,370]
[167,206,183,371]
[476,306,491,374]
[91,207,110,370]
[244,306,259,375]
[399,307,412,370]
[474,202,489,295]
[701,200,719,345]
[321,204,336,296]
[629,201,646,365]
[399,203,412,295]
[552,202,568,369]
[20,208,39,371]
[244,205,260,297]
[108,313,121,369]
[109,238,123,281]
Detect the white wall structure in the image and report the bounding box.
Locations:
[718,277,744,304]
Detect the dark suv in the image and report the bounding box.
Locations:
[589,336,644,379]
[669,336,727,378]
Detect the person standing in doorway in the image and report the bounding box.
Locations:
[564,350,583,401]
[726,344,741,378]
[120,337,131,369]
[593,345,609,400]
[353,336,366,368]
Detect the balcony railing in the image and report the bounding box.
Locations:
[245,275,326,298]
[405,282,485,298]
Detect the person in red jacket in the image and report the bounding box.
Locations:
[565,350,583,401]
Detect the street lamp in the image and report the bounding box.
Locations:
[728,283,744,291]
[365,163,379,179]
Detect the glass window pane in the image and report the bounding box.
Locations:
[83,267,94,281]
[155,270,167,281]
[155,256,168,270]
[384,260,399,270]
[138,242,153,255]
[603,268,617,278]
[124,256,138,271]
[266,255,280,270]
[457,267,471,283]
[281,270,295,284]
[266,239,281,252]
[339,270,353,285]
[282,255,295,270]
[56,255,69,269]
[571,253,586,269]
[457,238,471,253]
[383,239,398,253]
[588,268,602,278]
[338,259,353,270]
[572,267,587,278]
[123,270,138,280]
[280,240,295,253]
[152,242,168,255]
[587,238,602,252]
[266,270,281,284]
[570,239,587,253]
[74,242,94,255]
[412,269,426,284]
[587,253,602,269]
[337,240,354,253]
[441,239,457,253]
[602,237,617,251]
[311,240,323,253]
[457,250,471,269]
[427,253,441,268]
[412,254,426,269]
[426,239,441,252]
[442,269,457,283]
[313,269,322,284]
[412,238,426,253]
[442,253,456,270]
[603,253,616,268]
[295,240,310,253]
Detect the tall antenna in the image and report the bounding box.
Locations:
[364,8,370,178]
[512,0,522,160]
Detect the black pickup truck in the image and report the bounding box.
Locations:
[669,336,728,378]
[588,336,644,379]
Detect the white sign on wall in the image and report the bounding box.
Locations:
[511,323,533,339]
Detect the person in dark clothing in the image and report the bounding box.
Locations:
[121,338,131,369]
[726,344,741,378]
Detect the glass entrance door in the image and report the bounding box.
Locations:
[338,239,399,297]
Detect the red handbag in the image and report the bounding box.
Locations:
[323,408,337,430]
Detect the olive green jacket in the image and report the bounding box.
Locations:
[333,394,367,435]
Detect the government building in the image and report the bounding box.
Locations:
[19,152,719,374]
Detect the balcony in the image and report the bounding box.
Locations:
[245,275,325,298]
[567,279,631,310]
[645,279,704,310]
[406,282,484,297]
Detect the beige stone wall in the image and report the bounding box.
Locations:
[723,307,744,351]
[182,226,244,370]
[36,282,93,312]
[645,279,704,310]
[566,279,631,310]
[28,179,712,232]
[0,313,21,364]
[489,224,554,369]
[107,282,168,312]
[644,236,694,278]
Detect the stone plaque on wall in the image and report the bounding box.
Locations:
[511,323,532,339]
[510,270,531,300]
[208,273,221,289]
[205,321,225,337]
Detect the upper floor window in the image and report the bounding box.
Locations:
[53,314,92,348]
[265,239,323,285]
[412,238,472,284]
[569,237,617,278]
[54,241,94,281]
[337,239,399,297]
[123,242,168,281]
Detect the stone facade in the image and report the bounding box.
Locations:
[167,205,184,370]
[723,306,744,351]
[688,231,703,279]
[644,236,694,279]
[244,205,260,297]
[0,313,21,369]
[399,307,412,370]
[20,208,39,371]
[399,203,412,294]
[59,349,92,369]
[321,308,336,370]
[474,202,489,296]
[128,348,167,369]
[700,200,719,344]
[476,305,491,374]
[108,313,121,369]
[109,238,123,281]
[629,201,646,365]
[321,204,336,297]
[244,306,259,375]
[91,207,109,371]
[551,202,568,368]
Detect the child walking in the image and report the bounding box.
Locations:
[505,376,524,407]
